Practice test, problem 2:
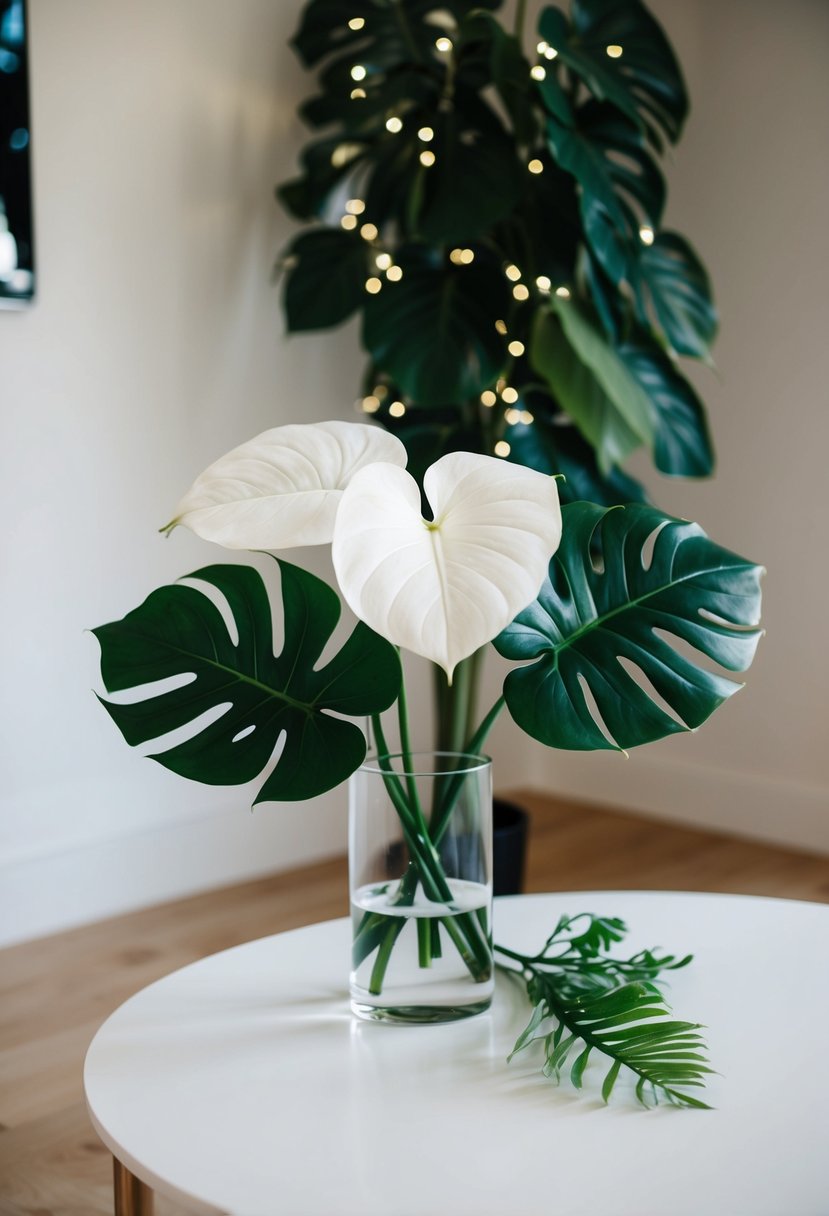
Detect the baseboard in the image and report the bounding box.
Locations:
[530,750,829,856]
[0,791,346,949]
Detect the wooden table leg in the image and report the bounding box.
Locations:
[113,1156,154,1215]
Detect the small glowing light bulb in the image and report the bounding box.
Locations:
[536,40,548,54]
[350,88,366,100]
[360,222,379,240]
[555,286,571,299]
[481,390,497,407]
[449,248,464,265]
[386,265,403,281]
[346,198,366,215]
[348,17,365,30]
[373,384,388,400]
[494,319,508,335]
[639,226,655,246]
[536,275,552,291]
[508,340,525,357]
[418,126,434,142]
[606,44,623,58]
[505,407,521,424]
[502,387,519,404]
[530,65,546,81]
[496,377,507,394]
[376,253,392,270]
[389,400,406,417]
[362,395,381,413]
[528,159,544,174]
[505,264,521,282]
[459,249,474,264]
[341,215,358,230]
[351,64,367,80]
[520,410,534,424]
[494,440,511,457]
[385,116,403,133]
[420,150,436,167]
[435,36,453,52]
[365,277,382,294]
[513,284,530,301]
[545,46,558,60]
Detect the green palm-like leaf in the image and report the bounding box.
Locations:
[522,976,713,1108]
[494,502,763,751]
[93,560,401,803]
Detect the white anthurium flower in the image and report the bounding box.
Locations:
[163,421,408,549]
[332,451,562,680]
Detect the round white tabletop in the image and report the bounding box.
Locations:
[84,891,829,1216]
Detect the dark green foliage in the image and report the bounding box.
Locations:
[495,502,764,750]
[93,560,401,803]
[498,912,711,1107]
[278,0,718,494]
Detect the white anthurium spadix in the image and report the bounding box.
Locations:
[163,421,408,549]
[332,451,563,681]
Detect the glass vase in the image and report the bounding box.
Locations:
[349,751,494,1024]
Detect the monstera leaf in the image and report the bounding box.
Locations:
[283,229,370,332]
[494,503,763,750]
[363,250,511,405]
[538,2,687,146]
[636,231,718,359]
[619,334,714,476]
[93,561,401,803]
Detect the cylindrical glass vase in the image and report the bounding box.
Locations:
[349,751,493,1024]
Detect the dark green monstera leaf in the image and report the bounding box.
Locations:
[363,249,510,405]
[538,2,687,147]
[548,104,664,286]
[505,391,647,505]
[635,231,718,359]
[93,560,401,803]
[494,503,763,751]
[619,333,715,476]
[283,228,369,331]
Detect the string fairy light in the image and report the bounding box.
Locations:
[350,88,366,100]
[508,340,525,357]
[505,407,522,425]
[386,265,403,281]
[606,44,623,58]
[505,264,522,281]
[361,395,381,413]
[502,387,519,404]
[419,150,436,167]
[351,64,367,80]
[365,277,382,294]
[528,159,544,174]
[639,226,655,246]
[494,440,511,457]
[389,400,406,417]
[385,116,403,133]
[435,36,453,52]
[494,319,508,335]
[376,252,392,270]
[348,17,365,30]
[481,390,497,407]
[360,222,379,241]
[513,284,529,301]
[341,215,358,230]
[530,65,546,81]
[536,275,552,292]
[418,126,434,142]
[345,198,366,215]
[555,286,571,299]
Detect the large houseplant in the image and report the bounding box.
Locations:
[277,0,718,750]
[92,419,763,1104]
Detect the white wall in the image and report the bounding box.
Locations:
[1,0,827,948]
[526,0,829,852]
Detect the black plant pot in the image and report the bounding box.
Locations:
[492,798,529,896]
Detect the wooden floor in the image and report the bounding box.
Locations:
[2,791,829,1216]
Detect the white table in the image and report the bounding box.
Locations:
[84,891,829,1216]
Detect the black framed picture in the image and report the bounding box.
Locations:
[0,0,34,306]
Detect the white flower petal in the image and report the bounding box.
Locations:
[165,422,407,549]
[332,452,562,679]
